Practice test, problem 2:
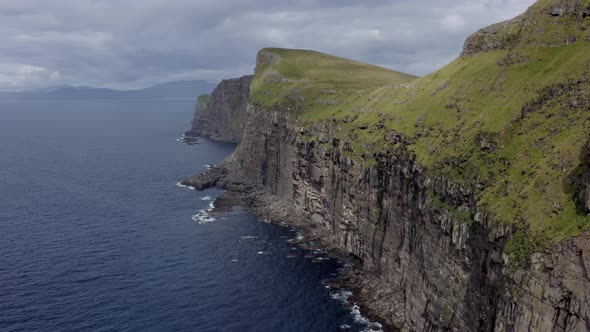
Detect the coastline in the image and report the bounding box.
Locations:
[181,171,398,332]
[177,10,590,325]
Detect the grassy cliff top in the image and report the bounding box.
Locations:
[249,0,590,243]
[250,48,417,109]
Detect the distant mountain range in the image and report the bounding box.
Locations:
[0,80,216,100]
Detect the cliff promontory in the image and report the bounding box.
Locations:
[184,75,252,143]
[183,0,590,330]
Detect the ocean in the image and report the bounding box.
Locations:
[0,99,380,332]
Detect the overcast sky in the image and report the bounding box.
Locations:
[0,0,536,91]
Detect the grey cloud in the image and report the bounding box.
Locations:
[0,0,536,90]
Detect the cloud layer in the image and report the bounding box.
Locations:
[0,0,536,90]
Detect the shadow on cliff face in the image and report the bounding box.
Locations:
[568,138,590,215]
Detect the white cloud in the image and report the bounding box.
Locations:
[0,0,538,90]
[0,63,61,89]
[13,31,113,49]
[441,14,466,31]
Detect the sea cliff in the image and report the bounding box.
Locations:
[182,1,590,330]
[184,75,252,143]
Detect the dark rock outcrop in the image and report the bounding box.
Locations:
[495,235,590,332]
[185,75,252,143]
[462,14,525,56]
[462,0,590,56]
[574,139,590,214]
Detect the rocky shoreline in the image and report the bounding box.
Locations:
[181,170,398,332]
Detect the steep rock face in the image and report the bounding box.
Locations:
[574,139,590,213]
[496,235,590,332]
[222,106,507,331]
[185,75,252,143]
[184,94,209,139]
[186,102,590,331]
[181,1,590,329]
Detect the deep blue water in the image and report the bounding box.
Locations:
[0,100,380,332]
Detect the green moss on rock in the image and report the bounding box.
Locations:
[196,93,210,107]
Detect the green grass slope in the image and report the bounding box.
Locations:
[196,93,210,108]
[249,0,590,245]
[251,48,417,110]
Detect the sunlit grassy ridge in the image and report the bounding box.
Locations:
[249,0,590,243]
[251,48,417,109]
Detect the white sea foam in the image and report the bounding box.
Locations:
[200,196,212,201]
[352,304,370,325]
[240,236,258,239]
[192,210,215,224]
[192,201,216,224]
[257,251,264,255]
[175,182,195,190]
[313,257,329,262]
[330,290,383,332]
[355,307,382,332]
[331,290,353,302]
